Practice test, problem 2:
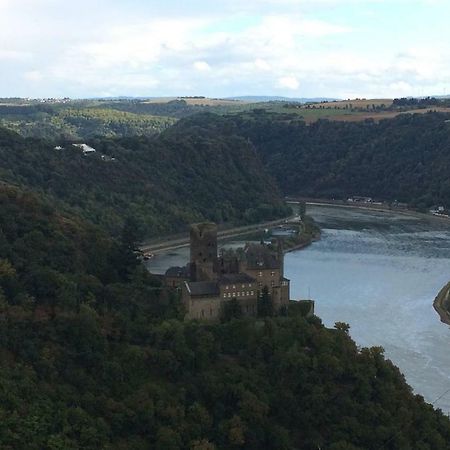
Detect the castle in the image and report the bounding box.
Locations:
[164,223,290,320]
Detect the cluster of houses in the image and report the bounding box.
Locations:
[53,143,116,161]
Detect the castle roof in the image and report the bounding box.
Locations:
[244,243,280,270]
[185,281,220,297]
[219,273,256,285]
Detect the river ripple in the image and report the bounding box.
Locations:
[287,205,450,413]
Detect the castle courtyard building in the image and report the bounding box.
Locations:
[166,222,291,321]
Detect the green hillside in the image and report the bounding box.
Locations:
[1,185,450,449]
[0,119,289,239]
[0,103,175,140]
[214,110,450,209]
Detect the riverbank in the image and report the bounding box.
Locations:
[292,198,450,226]
[433,282,450,325]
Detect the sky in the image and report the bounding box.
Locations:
[0,0,449,99]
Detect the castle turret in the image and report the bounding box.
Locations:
[190,222,218,281]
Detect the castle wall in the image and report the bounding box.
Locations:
[185,296,258,321]
[271,282,290,310]
[165,275,189,289]
[243,267,282,293]
[185,296,222,321]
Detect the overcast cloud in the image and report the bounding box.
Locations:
[0,0,449,98]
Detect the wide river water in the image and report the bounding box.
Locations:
[148,205,450,413]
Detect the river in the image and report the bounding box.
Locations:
[147,205,450,413]
[287,205,450,413]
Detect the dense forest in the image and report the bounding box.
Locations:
[2,185,450,449]
[238,111,450,208]
[191,110,450,210]
[0,122,289,239]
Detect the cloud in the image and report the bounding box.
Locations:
[23,71,43,82]
[388,81,413,95]
[0,50,31,61]
[278,76,300,90]
[0,0,449,97]
[193,61,212,72]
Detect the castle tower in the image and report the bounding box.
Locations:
[277,239,284,277]
[190,222,218,281]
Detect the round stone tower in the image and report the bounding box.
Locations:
[190,222,218,281]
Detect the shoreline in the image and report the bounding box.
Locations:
[290,198,450,225]
[283,234,321,253]
[433,282,450,326]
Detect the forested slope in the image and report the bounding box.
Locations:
[0,120,288,239]
[230,111,450,209]
[1,186,450,449]
[5,108,450,238]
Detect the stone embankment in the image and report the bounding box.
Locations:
[433,282,450,325]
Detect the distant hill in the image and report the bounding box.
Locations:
[224,110,450,209]
[225,95,338,103]
[0,104,175,140]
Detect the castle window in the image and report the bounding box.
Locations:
[226,285,229,290]
[241,284,245,288]
[232,285,235,289]
[258,271,262,277]
[271,281,275,287]
[258,282,262,288]
[251,291,254,295]
[223,293,227,298]
[228,293,231,298]
[271,271,275,277]
[246,291,249,296]
[248,283,251,287]
[233,292,236,297]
